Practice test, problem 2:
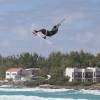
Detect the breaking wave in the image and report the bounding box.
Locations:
[0,95,88,100]
[80,89,100,95]
[0,87,100,100]
[0,87,73,92]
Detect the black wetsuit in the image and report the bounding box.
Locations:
[36,25,59,37]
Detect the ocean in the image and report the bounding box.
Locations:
[0,87,100,100]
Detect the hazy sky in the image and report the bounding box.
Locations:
[0,0,100,56]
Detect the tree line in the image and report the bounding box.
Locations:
[0,50,100,84]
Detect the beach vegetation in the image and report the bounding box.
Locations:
[0,50,100,86]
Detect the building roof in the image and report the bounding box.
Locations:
[6,68,22,72]
[25,68,40,71]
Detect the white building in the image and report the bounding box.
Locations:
[5,68,40,81]
[65,68,85,82]
[65,67,100,82]
[85,67,100,82]
[6,68,25,81]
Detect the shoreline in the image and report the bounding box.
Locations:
[0,84,99,91]
[39,83,100,90]
[1,81,100,90]
[0,84,100,91]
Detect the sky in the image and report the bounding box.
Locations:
[0,0,100,57]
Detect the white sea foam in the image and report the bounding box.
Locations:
[80,89,100,95]
[36,88,73,92]
[1,87,100,96]
[0,95,88,100]
[0,87,73,92]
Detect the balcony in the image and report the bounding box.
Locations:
[85,72,93,78]
[73,72,82,78]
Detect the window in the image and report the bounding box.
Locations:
[12,73,16,75]
[6,73,10,75]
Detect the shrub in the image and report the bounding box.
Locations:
[24,80,39,87]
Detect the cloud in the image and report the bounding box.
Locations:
[68,32,94,44]
[0,40,11,48]
[11,26,30,40]
[0,0,100,56]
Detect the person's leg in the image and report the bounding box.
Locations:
[34,30,39,33]
[32,29,48,39]
[41,29,47,39]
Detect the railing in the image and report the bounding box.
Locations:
[74,72,82,78]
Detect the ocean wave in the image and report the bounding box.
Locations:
[1,87,100,96]
[0,95,88,100]
[0,87,73,92]
[80,89,100,95]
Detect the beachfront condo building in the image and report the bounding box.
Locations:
[5,68,40,81]
[65,67,100,83]
[6,68,24,81]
